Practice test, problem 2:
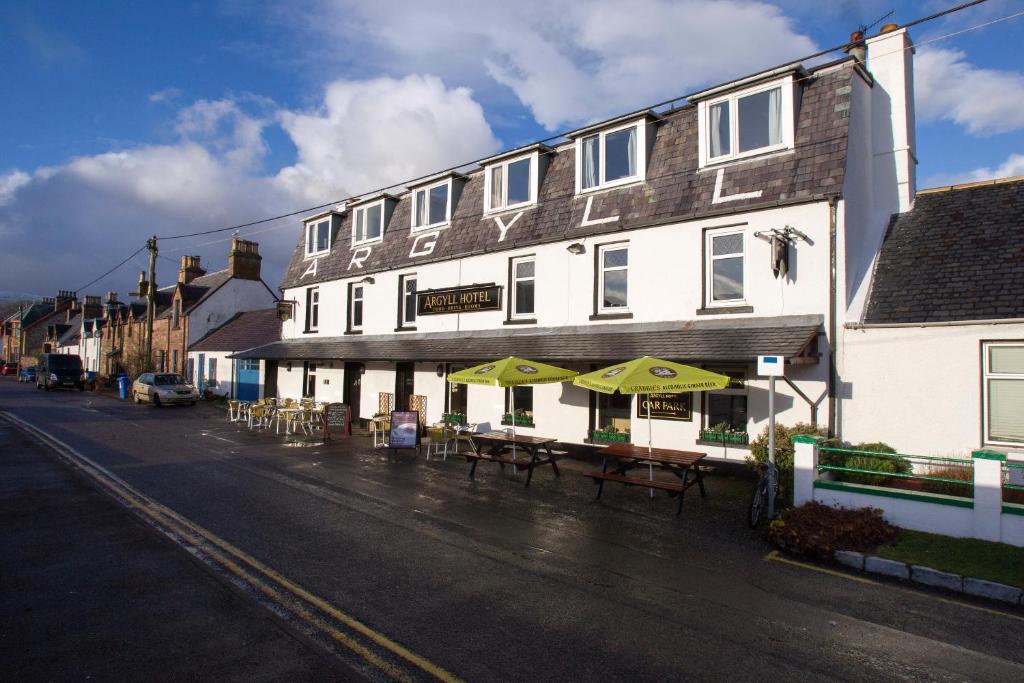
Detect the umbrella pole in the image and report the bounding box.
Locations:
[647,397,654,498]
[511,387,516,463]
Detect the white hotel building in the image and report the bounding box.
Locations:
[239,27,923,459]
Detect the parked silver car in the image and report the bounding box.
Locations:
[132,373,199,406]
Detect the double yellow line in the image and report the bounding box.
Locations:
[1,411,462,682]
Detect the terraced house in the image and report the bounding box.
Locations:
[237,27,917,458]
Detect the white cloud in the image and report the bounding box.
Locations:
[0,75,499,295]
[923,152,1024,188]
[291,0,818,130]
[148,87,182,103]
[275,74,500,204]
[915,47,1024,136]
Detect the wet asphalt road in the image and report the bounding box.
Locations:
[1,379,1022,681]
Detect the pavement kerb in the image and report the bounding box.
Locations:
[832,550,1024,607]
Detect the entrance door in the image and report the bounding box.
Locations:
[264,360,278,399]
[303,361,317,398]
[447,364,467,416]
[343,362,363,420]
[197,353,206,389]
[394,362,415,411]
[236,359,260,401]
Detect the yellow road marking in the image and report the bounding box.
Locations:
[764,550,1024,622]
[1,411,463,682]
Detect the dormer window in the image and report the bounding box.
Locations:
[698,76,794,166]
[482,146,547,214]
[352,200,385,246]
[305,218,331,257]
[411,179,451,231]
[578,123,643,192]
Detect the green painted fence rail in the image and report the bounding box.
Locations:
[817,446,972,465]
[817,465,973,486]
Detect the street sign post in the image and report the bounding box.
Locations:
[758,355,785,519]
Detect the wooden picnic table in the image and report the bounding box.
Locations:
[465,431,563,487]
[584,443,707,515]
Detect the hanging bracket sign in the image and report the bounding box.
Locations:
[417,284,503,316]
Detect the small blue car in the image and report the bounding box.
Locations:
[18,366,36,383]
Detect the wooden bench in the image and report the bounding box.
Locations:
[585,444,707,515]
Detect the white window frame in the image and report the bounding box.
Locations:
[305,218,332,257]
[698,76,795,168]
[483,151,539,214]
[401,274,417,326]
[410,179,452,232]
[352,199,385,246]
[510,256,536,319]
[350,284,364,331]
[597,243,629,314]
[306,287,320,332]
[705,227,746,307]
[575,119,647,194]
[982,341,1024,446]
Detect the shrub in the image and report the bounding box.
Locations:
[768,502,898,562]
[749,421,830,507]
[831,442,909,485]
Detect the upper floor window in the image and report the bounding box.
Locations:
[399,274,417,328]
[598,244,629,312]
[576,120,647,193]
[348,284,364,331]
[412,181,450,231]
[353,201,384,245]
[983,342,1024,445]
[484,152,536,213]
[510,256,535,319]
[172,299,181,330]
[705,228,745,305]
[305,287,319,332]
[305,218,331,257]
[699,77,794,166]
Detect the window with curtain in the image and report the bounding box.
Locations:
[598,244,628,311]
[706,229,744,304]
[305,218,330,256]
[703,80,788,164]
[485,153,535,212]
[578,121,642,191]
[985,343,1024,444]
[412,181,450,230]
[353,202,384,244]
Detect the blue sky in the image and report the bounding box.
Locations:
[1,0,1022,296]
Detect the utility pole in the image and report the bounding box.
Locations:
[17,302,25,365]
[145,236,158,373]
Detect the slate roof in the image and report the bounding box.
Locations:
[234,315,821,364]
[58,313,82,345]
[190,308,281,352]
[155,269,232,319]
[864,177,1024,324]
[281,61,857,290]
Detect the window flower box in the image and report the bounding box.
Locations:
[699,428,749,445]
[501,413,534,427]
[441,412,466,425]
[590,429,631,444]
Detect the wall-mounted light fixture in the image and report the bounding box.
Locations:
[286,361,292,372]
[436,364,445,378]
[359,276,375,285]
[566,242,586,255]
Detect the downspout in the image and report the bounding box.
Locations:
[827,195,838,438]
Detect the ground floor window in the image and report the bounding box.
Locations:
[446,365,468,420]
[703,369,748,432]
[208,358,217,385]
[172,350,179,374]
[303,362,317,398]
[186,358,194,384]
[503,385,534,426]
[984,342,1024,445]
[596,392,631,434]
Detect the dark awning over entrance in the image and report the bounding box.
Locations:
[233,315,822,365]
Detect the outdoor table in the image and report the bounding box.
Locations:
[465,431,562,487]
[275,407,300,435]
[584,443,707,515]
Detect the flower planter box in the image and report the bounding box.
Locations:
[699,429,749,445]
[441,413,466,425]
[501,415,534,427]
[590,431,631,444]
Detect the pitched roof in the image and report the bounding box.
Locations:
[234,315,821,363]
[156,269,232,319]
[280,61,856,290]
[189,308,281,352]
[864,177,1024,324]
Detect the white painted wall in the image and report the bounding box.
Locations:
[840,322,1024,456]
[188,278,277,345]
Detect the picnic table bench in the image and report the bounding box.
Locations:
[584,443,707,515]
[465,431,564,487]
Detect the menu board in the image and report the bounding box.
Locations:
[389,411,420,449]
[324,403,349,438]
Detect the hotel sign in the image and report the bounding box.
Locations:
[417,284,503,316]
[637,393,693,421]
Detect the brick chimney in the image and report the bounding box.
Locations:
[134,270,150,299]
[103,291,119,319]
[82,295,103,320]
[54,289,77,312]
[178,255,206,284]
[228,238,262,281]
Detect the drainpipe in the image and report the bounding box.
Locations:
[827,195,838,438]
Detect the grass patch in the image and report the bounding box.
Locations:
[873,529,1024,588]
